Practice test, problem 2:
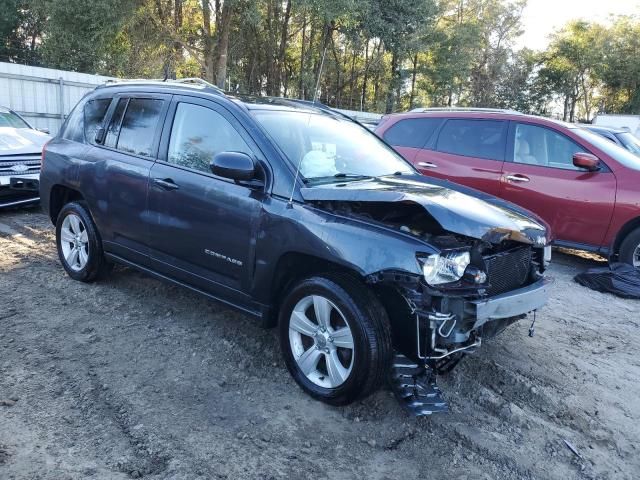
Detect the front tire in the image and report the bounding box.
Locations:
[279,273,392,406]
[619,227,640,268]
[56,202,110,282]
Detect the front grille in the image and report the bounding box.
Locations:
[0,155,41,175]
[484,246,532,296]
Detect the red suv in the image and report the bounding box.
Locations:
[375,109,640,266]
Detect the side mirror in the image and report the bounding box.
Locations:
[573,152,600,172]
[210,151,256,181]
[94,127,106,145]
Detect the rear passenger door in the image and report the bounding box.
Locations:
[415,118,507,195]
[146,96,264,302]
[381,117,443,163]
[86,93,170,264]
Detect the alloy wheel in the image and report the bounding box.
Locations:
[60,213,90,272]
[288,295,355,388]
[634,244,640,268]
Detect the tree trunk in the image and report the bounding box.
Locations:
[385,49,399,113]
[202,0,214,82]
[299,14,307,99]
[172,0,183,78]
[360,40,370,111]
[409,53,418,109]
[372,41,383,109]
[276,0,292,95]
[214,0,233,89]
[348,46,357,109]
[264,0,279,95]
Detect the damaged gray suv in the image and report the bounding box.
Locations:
[40,81,551,413]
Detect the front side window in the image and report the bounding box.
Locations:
[253,110,413,182]
[84,98,111,144]
[383,118,442,149]
[167,103,251,173]
[436,119,507,161]
[513,124,583,170]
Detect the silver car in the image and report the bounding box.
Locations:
[0,107,50,208]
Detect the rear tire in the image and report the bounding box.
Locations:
[279,273,392,406]
[619,227,640,268]
[56,202,110,282]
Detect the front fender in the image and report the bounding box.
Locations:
[251,199,431,303]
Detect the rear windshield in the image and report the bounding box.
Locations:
[0,111,30,129]
[574,128,640,170]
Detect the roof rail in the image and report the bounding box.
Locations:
[101,77,224,95]
[410,107,520,114]
[172,77,224,93]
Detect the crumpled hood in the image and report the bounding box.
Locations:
[0,127,50,155]
[301,175,549,245]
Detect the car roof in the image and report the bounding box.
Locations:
[94,80,343,117]
[382,110,577,131]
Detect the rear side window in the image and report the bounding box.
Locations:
[436,119,507,161]
[84,99,111,144]
[383,118,442,148]
[104,98,164,157]
[61,103,84,142]
[167,103,251,173]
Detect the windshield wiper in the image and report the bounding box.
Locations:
[333,173,372,179]
[306,173,373,185]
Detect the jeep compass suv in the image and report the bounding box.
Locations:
[40,82,551,411]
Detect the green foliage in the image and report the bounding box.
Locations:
[2,0,639,117]
[0,0,46,64]
[40,0,139,74]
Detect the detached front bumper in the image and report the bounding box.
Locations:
[469,277,552,329]
[0,173,40,208]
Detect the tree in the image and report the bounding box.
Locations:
[0,0,46,65]
[595,17,640,114]
[364,0,438,112]
[538,21,605,121]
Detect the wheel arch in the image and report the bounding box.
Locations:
[265,252,366,327]
[49,185,85,224]
[265,251,417,338]
[611,216,640,257]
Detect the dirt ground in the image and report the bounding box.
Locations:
[0,208,638,480]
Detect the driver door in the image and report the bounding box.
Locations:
[499,122,616,248]
[146,96,265,300]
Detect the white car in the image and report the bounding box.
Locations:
[0,107,50,208]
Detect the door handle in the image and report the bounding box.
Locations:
[505,174,530,183]
[153,178,180,190]
[417,161,438,169]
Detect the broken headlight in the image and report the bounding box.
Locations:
[420,250,471,286]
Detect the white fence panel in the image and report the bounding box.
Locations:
[0,62,115,134]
